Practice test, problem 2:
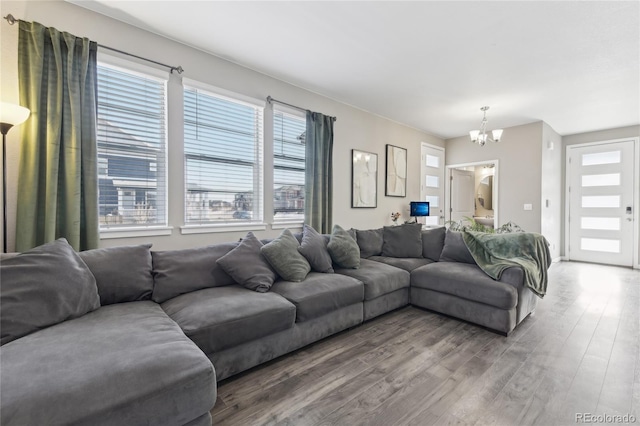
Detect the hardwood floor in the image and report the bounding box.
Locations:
[211,262,640,426]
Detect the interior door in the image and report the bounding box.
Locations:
[420,144,445,226]
[450,168,475,223]
[568,140,635,266]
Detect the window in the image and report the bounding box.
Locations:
[273,108,306,222]
[184,83,264,225]
[96,62,168,229]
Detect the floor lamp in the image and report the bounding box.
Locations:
[0,102,30,253]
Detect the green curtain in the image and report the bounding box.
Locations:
[305,111,334,234]
[16,21,99,251]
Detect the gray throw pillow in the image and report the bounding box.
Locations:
[421,226,446,261]
[439,230,477,264]
[382,223,423,258]
[79,244,154,305]
[355,228,383,258]
[298,224,334,273]
[151,242,238,303]
[217,232,277,292]
[0,238,100,346]
[327,224,360,269]
[261,229,311,282]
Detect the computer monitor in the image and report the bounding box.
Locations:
[410,201,430,217]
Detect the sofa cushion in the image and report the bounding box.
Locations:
[298,224,334,273]
[411,262,517,310]
[271,272,364,322]
[335,258,409,300]
[368,255,434,272]
[161,285,296,354]
[355,228,383,258]
[327,224,360,269]
[439,230,477,264]
[382,223,423,258]
[421,226,446,261]
[217,232,277,292]
[151,243,238,303]
[79,244,154,305]
[261,229,311,282]
[0,238,100,346]
[0,301,215,426]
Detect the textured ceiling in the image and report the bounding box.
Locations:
[68,1,640,138]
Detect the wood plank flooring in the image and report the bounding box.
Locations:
[211,262,640,426]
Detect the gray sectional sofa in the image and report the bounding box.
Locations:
[0,223,540,426]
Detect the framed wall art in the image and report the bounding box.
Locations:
[351,149,377,208]
[385,144,407,197]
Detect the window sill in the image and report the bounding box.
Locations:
[180,223,268,235]
[271,222,304,230]
[100,226,173,239]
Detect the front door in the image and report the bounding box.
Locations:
[420,143,445,226]
[568,140,635,266]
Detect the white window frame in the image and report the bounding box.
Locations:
[96,54,171,238]
[272,104,306,227]
[180,79,266,234]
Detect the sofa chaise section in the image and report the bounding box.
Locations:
[410,261,538,334]
[0,301,215,426]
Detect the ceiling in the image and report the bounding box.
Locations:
[69,1,639,139]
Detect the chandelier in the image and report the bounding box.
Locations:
[469,106,503,146]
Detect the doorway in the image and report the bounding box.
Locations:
[566,139,639,267]
[446,160,499,229]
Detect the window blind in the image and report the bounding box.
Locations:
[96,63,167,229]
[273,109,306,222]
[184,86,264,224]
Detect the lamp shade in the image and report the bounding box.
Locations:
[469,130,479,142]
[492,129,503,142]
[0,102,30,128]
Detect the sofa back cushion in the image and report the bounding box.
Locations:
[382,223,423,258]
[439,230,477,264]
[151,242,238,303]
[0,238,100,346]
[421,226,446,261]
[355,228,383,258]
[79,244,154,305]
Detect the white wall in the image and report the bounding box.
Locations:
[445,121,543,234]
[0,0,443,251]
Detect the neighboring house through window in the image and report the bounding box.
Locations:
[273,108,306,223]
[96,59,168,230]
[183,81,264,225]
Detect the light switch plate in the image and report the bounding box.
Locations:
[524,203,533,211]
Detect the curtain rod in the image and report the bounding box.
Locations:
[267,96,336,121]
[3,14,184,74]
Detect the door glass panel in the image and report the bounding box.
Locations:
[581,238,620,253]
[580,217,621,231]
[425,195,439,208]
[581,195,620,208]
[581,173,620,187]
[424,216,439,226]
[425,155,439,168]
[426,175,439,188]
[581,151,621,166]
